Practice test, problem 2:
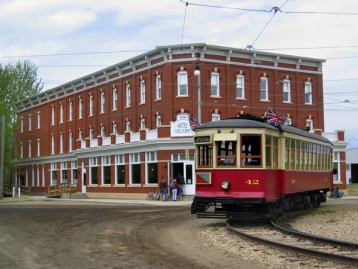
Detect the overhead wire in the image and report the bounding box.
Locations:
[180,1,189,48]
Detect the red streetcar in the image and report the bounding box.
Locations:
[191,117,333,220]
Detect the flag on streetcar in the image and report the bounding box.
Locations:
[266,108,287,127]
[188,115,198,130]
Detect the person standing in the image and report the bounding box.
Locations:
[172,179,178,201]
[159,177,168,201]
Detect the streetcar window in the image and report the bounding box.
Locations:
[272,137,278,169]
[265,136,272,168]
[216,141,236,166]
[290,139,295,170]
[198,145,213,167]
[285,139,290,169]
[241,135,261,167]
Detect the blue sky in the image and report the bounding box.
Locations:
[1,0,358,146]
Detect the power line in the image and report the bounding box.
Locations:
[258,45,358,50]
[284,10,358,16]
[249,10,279,48]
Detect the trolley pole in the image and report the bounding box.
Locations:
[0,115,5,200]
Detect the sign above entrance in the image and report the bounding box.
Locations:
[170,113,194,137]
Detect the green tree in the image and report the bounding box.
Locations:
[0,60,43,189]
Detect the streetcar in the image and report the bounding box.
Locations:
[191,116,333,220]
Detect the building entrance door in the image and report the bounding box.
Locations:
[171,159,195,195]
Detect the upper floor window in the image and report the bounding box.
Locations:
[100,91,105,114]
[285,116,292,126]
[236,75,245,99]
[140,118,146,130]
[156,115,161,128]
[283,79,291,103]
[211,113,220,122]
[59,103,64,124]
[51,106,55,126]
[155,75,162,100]
[59,133,63,154]
[100,125,105,137]
[20,142,23,159]
[89,95,94,116]
[211,72,220,97]
[112,121,117,134]
[20,118,24,133]
[140,80,145,104]
[112,88,117,111]
[78,129,83,140]
[37,139,40,157]
[68,101,73,121]
[260,77,269,101]
[305,81,312,104]
[78,97,83,119]
[28,114,32,131]
[28,140,32,158]
[89,128,94,140]
[126,84,131,107]
[51,135,55,155]
[177,71,188,96]
[68,131,73,152]
[306,119,313,132]
[125,121,131,132]
[36,112,40,129]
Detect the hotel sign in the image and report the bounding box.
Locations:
[170,113,194,137]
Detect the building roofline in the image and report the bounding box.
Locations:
[18,43,326,110]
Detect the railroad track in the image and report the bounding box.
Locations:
[227,220,358,266]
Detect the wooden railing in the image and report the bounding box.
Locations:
[47,184,77,198]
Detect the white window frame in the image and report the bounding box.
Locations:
[68,131,73,152]
[285,117,292,126]
[236,75,245,99]
[89,95,94,116]
[100,125,105,137]
[306,119,314,132]
[28,140,32,158]
[51,106,55,126]
[100,91,105,114]
[177,71,188,96]
[89,128,94,140]
[125,121,131,132]
[20,118,24,133]
[36,166,40,187]
[156,115,161,128]
[260,77,269,101]
[28,114,32,131]
[37,139,40,157]
[129,153,141,185]
[305,81,313,104]
[333,151,340,183]
[31,167,35,187]
[210,72,220,97]
[140,79,146,104]
[112,122,117,134]
[36,112,40,129]
[59,133,63,154]
[68,101,73,121]
[126,84,131,107]
[145,151,157,184]
[112,88,118,111]
[50,163,57,186]
[115,154,125,185]
[155,75,162,100]
[51,135,55,155]
[78,129,83,141]
[211,113,220,122]
[283,79,291,103]
[78,97,83,119]
[59,103,64,124]
[71,161,78,184]
[89,157,98,185]
[20,142,23,159]
[60,162,67,184]
[101,156,111,185]
[140,118,146,130]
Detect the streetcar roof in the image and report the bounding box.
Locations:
[196,118,332,144]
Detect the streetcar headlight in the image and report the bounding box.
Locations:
[221,180,230,190]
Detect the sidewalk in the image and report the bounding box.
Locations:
[0,195,193,206]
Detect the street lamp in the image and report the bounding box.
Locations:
[194,67,201,125]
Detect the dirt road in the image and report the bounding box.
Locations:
[0,200,261,269]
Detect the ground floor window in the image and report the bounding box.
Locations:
[50,163,57,185]
[131,164,141,184]
[61,162,67,184]
[146,152,158,184]
[89,157,98,184]
[102,156,111,185]
[116,165,125,184]
[71,161,77,184]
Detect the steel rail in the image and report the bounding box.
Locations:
[226,222,358,265]
[271,219,358,248]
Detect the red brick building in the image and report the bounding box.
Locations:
[14,43,325,198]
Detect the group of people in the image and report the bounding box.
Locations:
[158,174,185,201]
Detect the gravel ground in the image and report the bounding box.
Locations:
[200,199,358,269]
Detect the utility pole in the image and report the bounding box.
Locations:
[0,115,4,200]
[194,64,201,125]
